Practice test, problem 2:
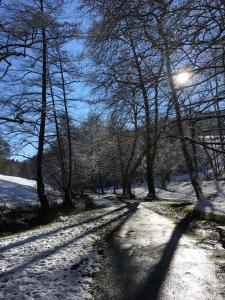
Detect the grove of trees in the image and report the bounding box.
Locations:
[0,0,225,213]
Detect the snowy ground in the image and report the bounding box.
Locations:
[0,175,37,188]
[95,202,225,299]
[0,175,38,209]
[0,173,224,216]
[90,193,121,208]
[0,175,62,210]
[133,180,225,215]
[0,203,131,300]
[0,174,225,299]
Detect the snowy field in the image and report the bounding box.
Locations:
[0,204,130,300]
[0,175,62,210]
[0,175,38,209]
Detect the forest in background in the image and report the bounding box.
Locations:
[0,0,224,213]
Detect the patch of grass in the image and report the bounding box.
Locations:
[0,195,102,237]
[83,194,102,210]
[212,251,225,260]
[103,195,116,200]
[164,201,225,225]
[162,201,194,215]
[198,212,225,225]
[168,202,193,208]
[0,203,67,237]
[0,206,39,237]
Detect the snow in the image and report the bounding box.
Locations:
[134,180,225,215]
[0,204,129,300]
[0,175,38,209]
[102,203,224,299]
[105,179,225,216]
[0,174,60,210]
[90,193,121,207]
[0,174,224,299]
[0,175,36,187]
[0,172,224,216]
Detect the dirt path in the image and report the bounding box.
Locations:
[94,203,225,300]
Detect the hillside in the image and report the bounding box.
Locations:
[0,175,37,209]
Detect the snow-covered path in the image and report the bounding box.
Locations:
[1,200,224,300]
[0,204,134,300]
[95,203,225,300]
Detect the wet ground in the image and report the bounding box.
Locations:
[94,202,225,300]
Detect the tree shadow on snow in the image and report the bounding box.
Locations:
[132,201,212,300]
[0,203,139,281]
[95,201,213,300]
[0,204,128,253]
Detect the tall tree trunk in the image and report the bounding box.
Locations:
[57,48,73,208]
[122,176,133,199]
[122,150,146,199]
[203,147,218,180]
[164,49,205,203]
[91,173,97,193]
[48,72,67,192]
[98,160,104,194]
[36,0,50,213]
[146,157,156,198]
[190,124,199,176]
[113,168,116,194]
[130,39,156,199]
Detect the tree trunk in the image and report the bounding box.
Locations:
[36,0,50,214]
[190,124,199,176]
[159,174,167,190]
[63,189,73,208]
[146,155,156,199]
[164,49,205,203]
[113,172,116,194]
[98,160,104,194]
[92,185,97,193]
[91,174,97,193]
[122,177,133,199]
[130,39,156,199]
[57,48,73,208]
[48,72,67,191]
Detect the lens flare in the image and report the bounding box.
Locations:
[174,71,190,86]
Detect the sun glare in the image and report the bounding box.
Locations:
[174,71,191,86]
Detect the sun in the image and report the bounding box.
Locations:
[174,71,190,86]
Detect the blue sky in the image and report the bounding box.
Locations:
[5,0,93,161]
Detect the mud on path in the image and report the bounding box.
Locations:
[93,202,225,300]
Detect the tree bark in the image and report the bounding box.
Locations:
[164,48,205,203]
[122,176,133,199]
[36,0,50,213]
[57,48,73,208]
[113,170,116,194]
[98,160,104,194]
[129,38,156,199]
[48,72,67,192]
